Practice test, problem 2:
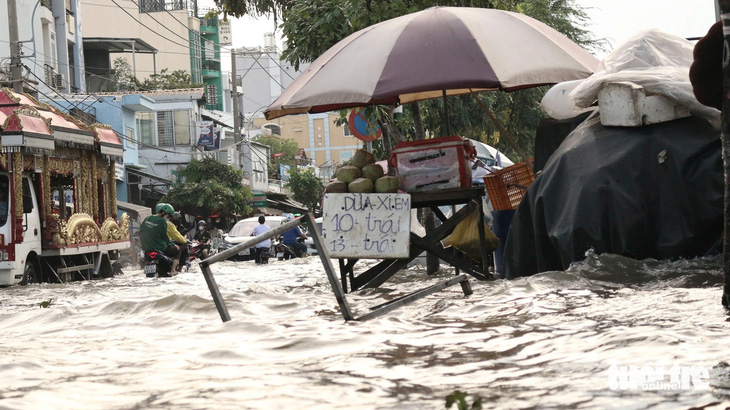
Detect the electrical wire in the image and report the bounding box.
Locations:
[23,63,200,156]
[107,0,203,52]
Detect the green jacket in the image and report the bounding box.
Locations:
[140,214,172,251]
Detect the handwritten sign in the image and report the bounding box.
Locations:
[322,193,411,258]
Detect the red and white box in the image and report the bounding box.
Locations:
[389,136,476,192]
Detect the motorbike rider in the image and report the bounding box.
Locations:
[172,211,190,238]
[282,216,308,257]
[251,215,271,264]
[193,220,212,259]
[140,203,181,273]
[167,212,188,272]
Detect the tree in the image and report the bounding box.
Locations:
[163,157,253,219]
[253,134,300,179]
[140,69,203,90]
[285,167,324,212]
[110,59,201,91]
[111,57,139,91]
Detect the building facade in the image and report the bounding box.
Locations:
[198,14,223,111]
[252,112,362,180]
[0,0,86,94]
[80,0,202,91]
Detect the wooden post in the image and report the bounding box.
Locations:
[721,2,730,307]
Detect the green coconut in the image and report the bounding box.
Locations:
[326,181,348,193]
[361,163,384,181]
[351,149,376,169]
[375,176,400,193]
[335,166,361,184]
[348,178,374,193]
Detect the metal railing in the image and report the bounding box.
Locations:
[138,0,196,16]
[198,212,472,323]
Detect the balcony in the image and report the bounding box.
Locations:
[202,60,220,78]
[200,24,217,35]
[138,0,195,16]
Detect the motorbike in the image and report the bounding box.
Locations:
[143,250,174,278]
[252,246,271,264]
[274,236,305,261]
[180,241,216,271]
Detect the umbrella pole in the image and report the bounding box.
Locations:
[470,90,533,170]
[443,90,451,136]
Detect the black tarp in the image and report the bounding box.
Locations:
[533,111,593,173]
[503,115,723,279]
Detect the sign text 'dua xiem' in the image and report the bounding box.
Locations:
[322,193,411,258]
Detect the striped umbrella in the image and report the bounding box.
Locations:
[264,6,598,120]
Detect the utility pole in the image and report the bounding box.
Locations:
[231,49,242,148]
[7,0,23,92]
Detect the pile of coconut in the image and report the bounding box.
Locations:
[327,149,400,193]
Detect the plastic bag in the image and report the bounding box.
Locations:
[442,211,499,261]
[569,29,720,127]
[541,79,593,120]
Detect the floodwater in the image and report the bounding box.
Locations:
[2,252,730,409]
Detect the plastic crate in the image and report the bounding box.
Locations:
[484,162,535,210]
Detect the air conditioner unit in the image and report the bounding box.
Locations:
[54,73,65,89]
[66,15,75,35]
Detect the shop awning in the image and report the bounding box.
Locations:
[117,200,151,222]
[36,107,96,146]
[267,197,308,213]
[252,206,283,216]
[1,108,55,151]
[95,126,124,157]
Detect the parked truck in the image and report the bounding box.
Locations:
[0,89,130,286]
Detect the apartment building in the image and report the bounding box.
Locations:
[0,0,86,94]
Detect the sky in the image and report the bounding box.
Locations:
[224,1,719,59]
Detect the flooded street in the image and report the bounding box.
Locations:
[2,253,730,409]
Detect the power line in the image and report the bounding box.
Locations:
[107,0,200,52]
[22,63,201,157]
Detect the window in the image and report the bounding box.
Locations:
[136,112,154,146]
[206,84,218,105]
[262,123,281,136]
[174,111,190,145]
[126,126,135,147]
[189,30,202,84]
[157,110,191,146]
[157,111,173,146]
[343,123,353,137]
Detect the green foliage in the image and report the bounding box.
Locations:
[111,57,139,92]
[39,299,54,308]
[140,69,203,90]
[285,167,324,211]
[110,59,201,91]
[445,390,483,410]
[253,135,301,179]
[163,157,253,218]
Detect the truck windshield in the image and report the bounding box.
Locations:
[0,175,7,227]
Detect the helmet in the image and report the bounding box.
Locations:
[172,211,181,220]
[155,203,174,216]
[198,220,206,226]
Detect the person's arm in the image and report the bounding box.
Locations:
[167,221,187,244]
